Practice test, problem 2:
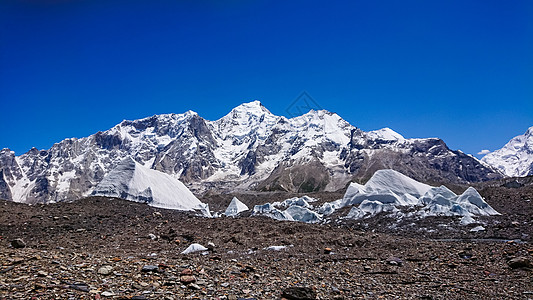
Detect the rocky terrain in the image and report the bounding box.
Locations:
[1,179,531,299]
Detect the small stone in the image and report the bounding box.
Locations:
[363,265,371,271]
[180,275,196,284]
[387,257,403,266]
[69,283,89,292]
[508,257,532,269]
[11,239,26,249]
[141,265,159,273]
[97,265,114,275]
[101,291,115,297]
[188,283,201,290]
[148,233,157,240]
[281,286,317,300]
[324,247,332,254]
[181,268,193,275]
[37,270,48,277]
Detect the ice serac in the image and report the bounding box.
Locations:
[481,126,533,177]
[224,197,249,216]
[91,157,210,216]
[252,196,321,223]
[342,169,432,206]
[340,169,500,221]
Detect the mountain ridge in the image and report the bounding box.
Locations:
[0,101,502,204]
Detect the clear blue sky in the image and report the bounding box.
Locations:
[1,0,532,157]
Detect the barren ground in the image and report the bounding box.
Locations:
[0,182,532,299]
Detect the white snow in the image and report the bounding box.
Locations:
[482,126,533,177]
[91,157,211,217]
[470,225,486,232]
[366,128,405,141]
[181,243,208,254]
[224,197,249,217]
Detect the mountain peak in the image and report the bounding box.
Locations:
[226,100,272,117]
[367,128,405,141]
[481,126,533,177]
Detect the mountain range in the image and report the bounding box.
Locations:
[0,101,507,204]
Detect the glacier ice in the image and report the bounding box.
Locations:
[251,169,499,226]
[91,157,211,217]
[252,196,321,223]
[224,197,249,217]
[340,169,499,221]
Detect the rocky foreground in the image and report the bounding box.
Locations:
[0,189,532,299]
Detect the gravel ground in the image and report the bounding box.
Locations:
[1,190,532,300]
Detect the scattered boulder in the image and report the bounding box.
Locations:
[508,257,532,269]
[10,239,26,249]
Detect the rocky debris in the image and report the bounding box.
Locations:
[508,257,532,269]
[0,197,531,299]
[10,238,25,249]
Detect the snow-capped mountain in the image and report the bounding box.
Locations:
[481,126,533,177]
[0,101,502,204]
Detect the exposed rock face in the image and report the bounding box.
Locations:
[0,101,502,203]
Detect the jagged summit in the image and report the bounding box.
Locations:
[0,101,502,203]
[482,126,533,177]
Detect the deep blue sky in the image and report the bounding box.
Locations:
[1,0,532,157]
